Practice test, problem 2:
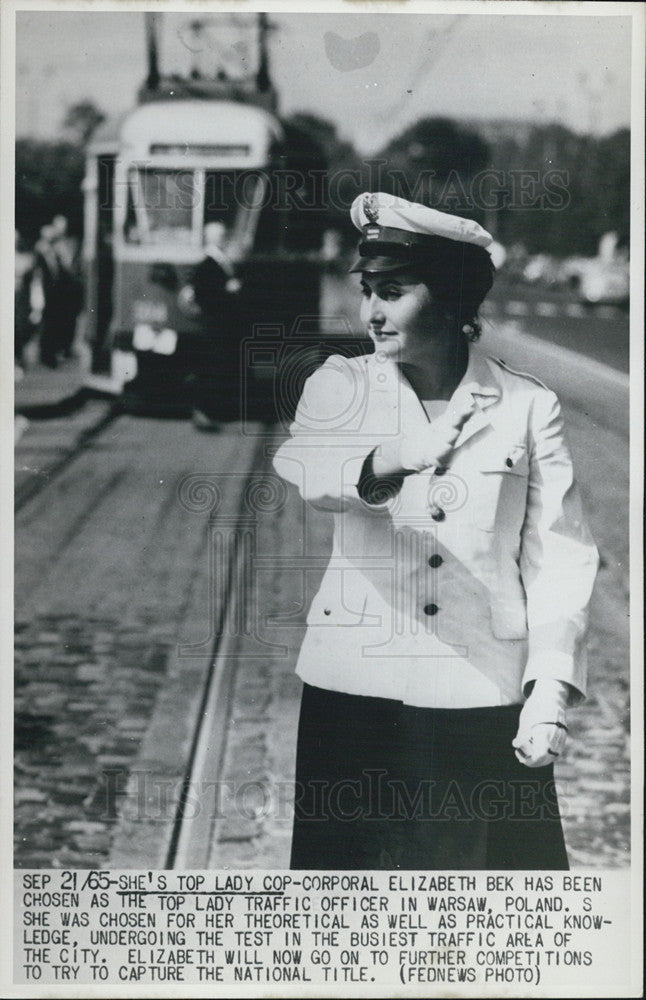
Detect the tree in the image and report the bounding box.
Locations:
[486,123,631,256]
[62,100,106,146]
[285,112,364,235]
[595,128,629,248]
[287,112,355,168]
[16,139,85,240]
[376,117,490,219]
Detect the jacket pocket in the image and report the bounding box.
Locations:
[474,445,529,531]
[490,597,529,639]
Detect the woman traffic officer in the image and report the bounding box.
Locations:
[273,192,599,870]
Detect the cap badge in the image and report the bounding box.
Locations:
[362,193,379,223]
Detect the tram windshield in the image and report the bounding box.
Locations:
[124,166,266,251]
[125,168,195,245]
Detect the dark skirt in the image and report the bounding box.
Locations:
[290,683,568,871]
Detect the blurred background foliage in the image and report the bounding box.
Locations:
[16,139,85,242]
[16,99,630,259]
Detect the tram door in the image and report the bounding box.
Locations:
[83,154,116,373]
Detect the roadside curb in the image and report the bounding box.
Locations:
[485,321,629,437]
[501,325,629,388]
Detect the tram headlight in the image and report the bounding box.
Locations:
[133,323,178,355]
[154,328,178,355]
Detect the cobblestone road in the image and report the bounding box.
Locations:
[15,411,261,868]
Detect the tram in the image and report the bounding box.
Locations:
[82,13,327,417]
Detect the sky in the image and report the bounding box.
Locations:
[14,8,633,153]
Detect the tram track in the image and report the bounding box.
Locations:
[164,427,273,868]
[14,401,119,513]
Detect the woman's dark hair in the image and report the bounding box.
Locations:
[412,238,496,341]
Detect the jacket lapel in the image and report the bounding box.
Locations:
[452,350,502,449]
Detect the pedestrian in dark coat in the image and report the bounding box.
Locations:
[50,215,83,358]
[14,230,37,369]
[191,222,242,425]
[34,225,63,368]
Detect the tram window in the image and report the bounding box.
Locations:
[126,169,195,245]
[203,171,238,228]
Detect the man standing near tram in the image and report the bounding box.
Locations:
[190,220,243,428]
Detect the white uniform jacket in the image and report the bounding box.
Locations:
[273,348,599,709]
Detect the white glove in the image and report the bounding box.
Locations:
[513,679,570,768]
[399,390,476,473]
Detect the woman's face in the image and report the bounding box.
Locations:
[359,269,451,363]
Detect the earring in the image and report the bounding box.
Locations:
[461,319,481,341]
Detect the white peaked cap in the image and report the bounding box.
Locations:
[350,192,493,249]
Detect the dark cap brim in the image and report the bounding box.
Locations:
[349,255,415,273]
